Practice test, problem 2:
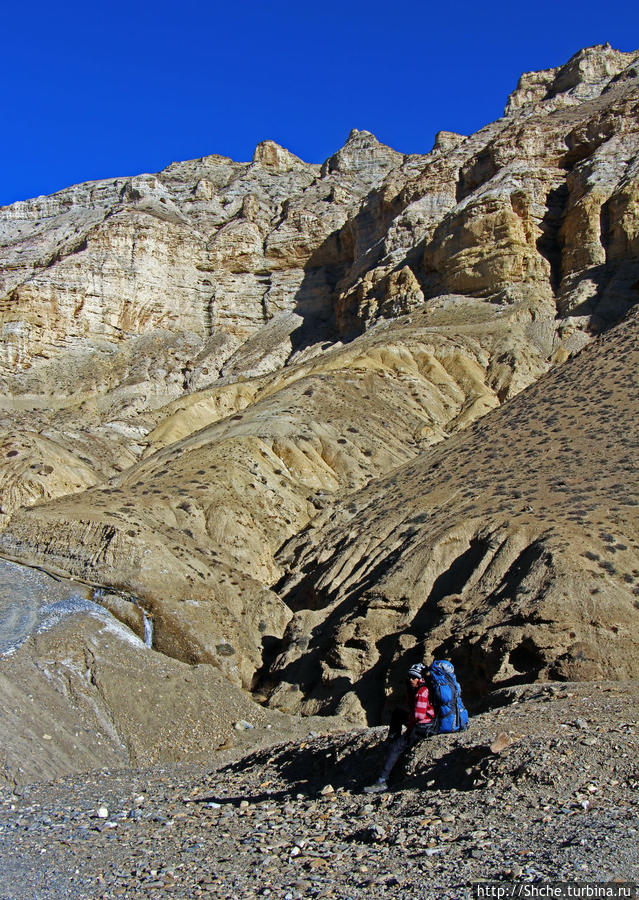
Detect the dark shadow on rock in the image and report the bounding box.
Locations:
[470,687,525,715]
[537,183,569,295]
[191,789,292,805]
[217,731,389,795]
[202,728,507,800]
[250,633,287,693]
[456,148,498,204]
[409,537,492,637]
[285,229,349,357]
[396,742,493,793]
[287,181,411,353]
[261,530,550,720]
[556,264,609,318]
[423,540,551,704]
[263,535,496,723]
[261,531,421,715]
[344,825,389,845]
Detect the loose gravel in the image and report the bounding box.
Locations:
[1,681,638,899]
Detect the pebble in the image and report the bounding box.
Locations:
[367,824,386,842]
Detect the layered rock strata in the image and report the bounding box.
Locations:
[265,307,639,721]
[0,45,638,720]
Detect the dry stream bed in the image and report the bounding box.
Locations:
[1,682,638,899]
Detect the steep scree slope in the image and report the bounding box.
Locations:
[266,307,639,721]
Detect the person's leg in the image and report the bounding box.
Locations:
[388,708,407,740]
[364,734,409,792]
[379,732,411,781]
[365,725,436,792]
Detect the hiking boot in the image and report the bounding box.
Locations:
[363,778,388,794]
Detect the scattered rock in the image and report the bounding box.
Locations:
[491,732,519,754]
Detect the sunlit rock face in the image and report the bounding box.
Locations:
[0,45,638,724]
[334,45,639,337]
[265,308,639,721]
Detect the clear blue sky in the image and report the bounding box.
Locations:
[2,0,637,206]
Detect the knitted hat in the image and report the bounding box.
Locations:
[407,663,426,680]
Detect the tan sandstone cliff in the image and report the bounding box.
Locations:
[0,45,638,762]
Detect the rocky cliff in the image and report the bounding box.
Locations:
[265,307,639,720]
[1,45,639,769]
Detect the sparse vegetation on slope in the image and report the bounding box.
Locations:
[0,45,638,786]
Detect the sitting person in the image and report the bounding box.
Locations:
[364,663,438,793]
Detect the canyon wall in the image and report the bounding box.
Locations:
[0,45,638,737]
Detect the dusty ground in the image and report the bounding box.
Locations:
[0,681,637,899]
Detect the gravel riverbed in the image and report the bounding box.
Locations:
[1,681,638,899]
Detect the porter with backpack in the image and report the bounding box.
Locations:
[363,658,469,792]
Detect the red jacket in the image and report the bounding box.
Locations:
[407,682,436,728]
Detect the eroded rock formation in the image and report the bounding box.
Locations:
[265,308,639,721]
[1,45,638,739]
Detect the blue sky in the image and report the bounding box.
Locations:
[2,0,637,206]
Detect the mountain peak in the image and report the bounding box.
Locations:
[320,129,403,183]
[505,43,639,114]
[251,140,311,172]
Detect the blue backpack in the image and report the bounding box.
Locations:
[427,660,469,733]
